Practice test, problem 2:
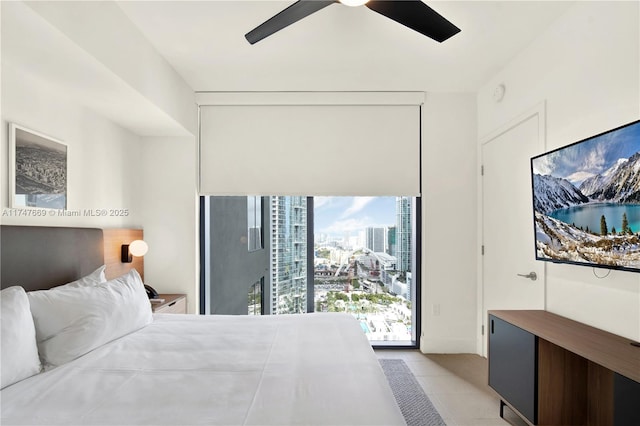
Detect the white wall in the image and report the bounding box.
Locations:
[421,93,478,353]
[1,58,200,313]
[1,1,198,309]
[22,1,197,137]
[477,1,640,340]
[138,137,199,314]
[1,61,142,229]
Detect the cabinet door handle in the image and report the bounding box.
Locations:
[169,301,176,307]
[491,319,494,334]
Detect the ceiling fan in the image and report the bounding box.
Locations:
[245,0,461,45]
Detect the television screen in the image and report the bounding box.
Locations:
[531,119,640,272]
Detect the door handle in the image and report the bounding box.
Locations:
[517,272,537,281]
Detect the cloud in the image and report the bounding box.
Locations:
[323,218,371,235]
[340,197,375,219]
[566,170,596,185]
[533,140,609,181]
[314,197,332,209]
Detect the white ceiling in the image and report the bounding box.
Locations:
[2,0,193,136]
[117,0,574,93]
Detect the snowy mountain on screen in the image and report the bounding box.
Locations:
[533,174,589,214]
[579,152,640,203]
[578,158,627,197]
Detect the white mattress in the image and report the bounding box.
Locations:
[1,313,405,425]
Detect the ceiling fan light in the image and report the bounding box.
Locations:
[339,0,369,7]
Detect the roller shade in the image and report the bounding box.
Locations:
[198,92,422,196]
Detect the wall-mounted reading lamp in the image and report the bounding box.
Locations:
[121,240,149,263]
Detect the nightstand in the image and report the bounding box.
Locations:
[150,294,187,314]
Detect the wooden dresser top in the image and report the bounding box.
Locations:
[489,310,640,383]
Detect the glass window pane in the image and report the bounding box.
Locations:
[248,196,263,251]
[205,195,418,346]
[314,196,416,345]
[248,279,263,315]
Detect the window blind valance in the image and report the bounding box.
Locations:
[198,92,422,196]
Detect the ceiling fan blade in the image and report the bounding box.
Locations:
[246,0,336,44]
[365,0,460,43]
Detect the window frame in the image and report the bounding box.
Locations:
[199,195,421,349]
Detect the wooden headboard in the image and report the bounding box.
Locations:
[0,226,144,291]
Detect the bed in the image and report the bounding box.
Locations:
[0,226,405,425]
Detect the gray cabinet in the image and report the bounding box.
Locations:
[614,373,640,426]
[488,314,537,424]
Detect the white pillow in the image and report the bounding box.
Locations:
[28,269,152,367]
[1,286,42,388]
[57,264,107,289]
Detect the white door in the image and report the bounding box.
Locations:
[481,106,546,356]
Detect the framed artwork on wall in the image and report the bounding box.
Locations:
[9,123,67,209]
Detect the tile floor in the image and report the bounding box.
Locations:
[375,349,528,426]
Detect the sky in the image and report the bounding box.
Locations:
[314,196,397,238]
[531,120,640,185]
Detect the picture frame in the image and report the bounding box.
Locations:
[9,123,67,209]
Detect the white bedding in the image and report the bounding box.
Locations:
[1,313,405,426]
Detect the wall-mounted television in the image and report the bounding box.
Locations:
[531,119,640,272]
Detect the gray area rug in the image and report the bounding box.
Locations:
[380,358,447,426]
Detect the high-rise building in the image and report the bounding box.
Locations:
[386,225,396,257]
[270,196,307,314]
[396,197,412,272]
[365,227,386,253]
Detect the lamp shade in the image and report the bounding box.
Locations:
[339,0,369,6]
[128,240,148,257]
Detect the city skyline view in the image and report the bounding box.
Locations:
[313,195,415,343]
[206,195,416,343]
[314,196,396,239]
